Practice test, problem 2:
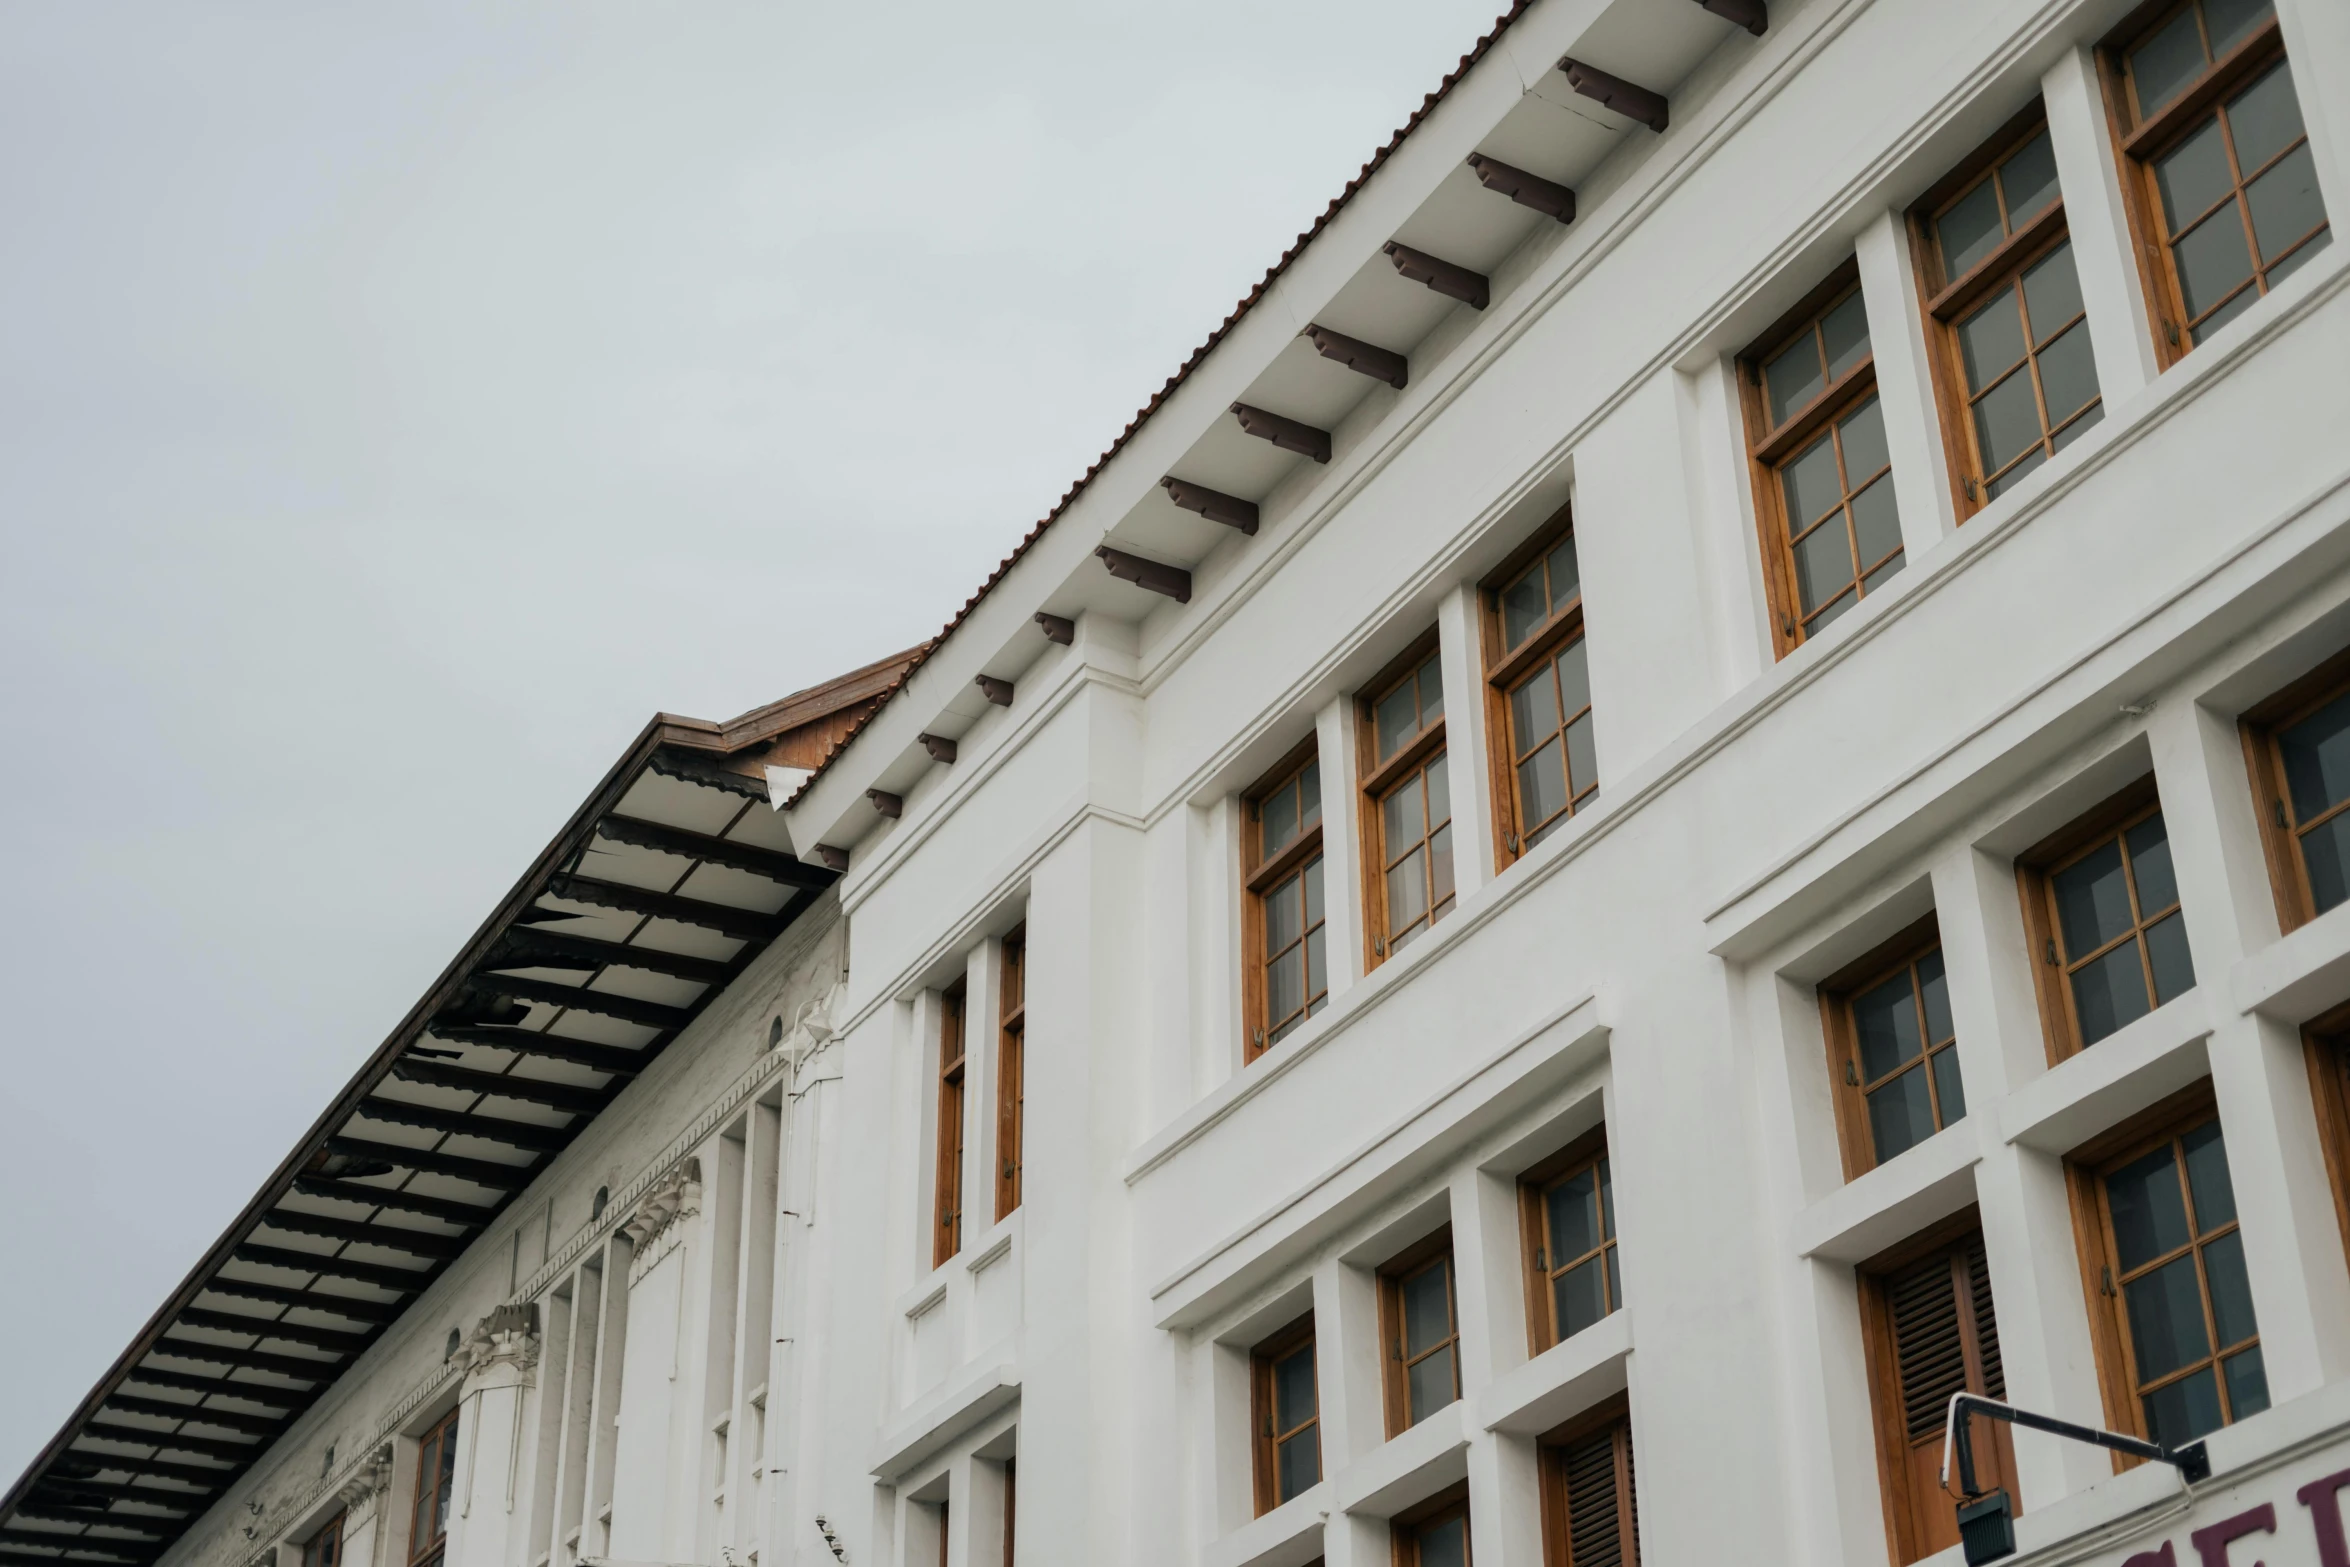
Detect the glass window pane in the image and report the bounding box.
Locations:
[1376,679,1422,761]
[2206,0,2276,55]
[2175,204,2258,318]
[1973,366,2045,474]
[1838,394,1891,483]
[1274,1344,1317,1432]
[1276,1430,1319,1501]
[1304,928,1325,1011]
[1764,330,1825,428]
[2053,403,2104,452]
[1425,752,1451,824]
[2302,812,2350,915]
[1303,855,1325,928]
[2280,693,2350,821]
[1517,738,1568,832]
[1863,549,1907,597]
[1429,823,1454,915]
[1402,1263,1451,1357]
[1418,657,1445,724]
[1554,1256,1610,1339]
[1931,1044,1968,1125]
[1265,878,1301,953]
[1853,970,1925,1080]
[2158,118,2237,233]
[1780,433,1846,532]
[2228,61,2306,175]
[1386,852,1428,936]
[1417,1518,1468,1567]
[1792,514,1859,616]
[1918,949,1953,1041]
[1821,289,1872,380]
[2074,940,2154,1044]
[2023,242,2087,337]
[1262,780,1298,857]
[1407,1345,1457,1423]
[1565,714,1597,804]
[2144,913,2197,1006]
[2034,323,2102,430]
[2188,280,2260,343]
[2266,226,2330,286]
[1384,779,1425,850]
[1502,564,1548,650]
[1266,944,1302,1024]
[1511,667,1560,744]
[1849,478,1902,573]
[1868,1066,1937,1163]
[2248,145,2327,263]
[2109,1145,2194,1271]
[1548,1168,1603,1261]
[2131,7,2211,120]
[2181,1119,2237,1229]
[1806,586,1857,635]
[1985,445,2047,500]
[1939,179,2007,279]
[1958,289,2031,392]
[2125,1253,2214,1380]
[2202,1231,2259,1348]
[2126,812,2180,912]
[2144,1366,2226,1449]
[1300,760,1321,829]
[2001,130,2062,226]
[2224,1346,2271,1421]
[1555,637,1592,717]
[2055,840,2136,956]
[1545,537,1582,612]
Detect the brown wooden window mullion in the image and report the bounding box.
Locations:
[1250,1314,1320,1515]
[1479,511,1595,868]
[1518,1131,1621,1355]
[1243,747,1328,1060]
[934,983,967,1266]
[996,928,1025,1222]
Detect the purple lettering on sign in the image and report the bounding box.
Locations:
[2122,1544,2178,1567]
[2190,1504,2276,1567]
[2300,1466,2350,1567]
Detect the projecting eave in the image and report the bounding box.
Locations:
[780,0,1762,862]
[0,651,915,1567]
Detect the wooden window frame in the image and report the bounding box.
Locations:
[1392,1482,1473,1567]
[1249,1312,1321,1516]
[1907,106,2101,520]
[2098,1,2322,367]
[1535,1394,1637,1567]
[2303,1003,2350,1274]
[2065,1080,2263,1452]
[302,1514,345,1567]
[1856,1211,2014,1566]
[1517,1128,1620,1356]
[1819,916,1964,1181]
[409,1407,461,1567]
[2240,645,2350,934]
[1479,508,1594,869]
[1737,260,1901,653]
[1242,740,1328,1061]
[2015,776,2189,1064]
[996,927,1025,1221]
[1377,1227,1462,1438]
[1358,632,1454,969]
[934,982,967,1267]
[1002,1456,1016,1567]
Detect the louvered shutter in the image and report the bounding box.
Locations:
[1555,1416,1637,1567]
[1878,1227,2013,1563]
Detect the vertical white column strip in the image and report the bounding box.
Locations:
[2043,44,2162,405]
[1855,208,1961,556]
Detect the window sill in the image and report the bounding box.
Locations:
[2232,895,2350,1025]
[1998,991,2214,1154]
[1474,1307,1632,1438]
[1329,1399,1468,1519]
[1792,1119,1982,1265]
[1205,1484,1329,1567]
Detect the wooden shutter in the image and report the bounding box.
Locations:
[1539,1403,1637,1567]
[1864,1223,2015,1565]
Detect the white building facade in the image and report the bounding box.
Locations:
[11,2,2350,1567]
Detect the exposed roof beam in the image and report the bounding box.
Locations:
[175,1308,371,1357]
[1160,477,1260,535]
[43,1456,237,1489]
[257,1206,469,1256]
[544,873,784,942]
[323,1135,536,1191]
[813,846,851,872]
[593,815,831,888]
[643,748,768,799]
[492,929,735,986]
[116,1367,296,1408]
[920,734,960,763]
[1230,402,1331,463]
[865,791,902,819]
[1560,58,1668,131]
[461,973,688,1032]
[23,1482,205,1511]
[1382,242,1490,309]
[386,1058,608,1115]
[1693,0,1767,35]
[199,1277,400,1326]
[1465,154,1575,223]
[6,1512,165,1538]
[0,1541,161,1567]
[148,1337,335,1383]
[229,1244,435,1293]
[98,1398,282,1439]
[355,1097,571,1154]
[288,1174,504,1225]
[1032,614,1075,646]
[78,1425,257,1464]
[1303,325,1409,388]
[975,676,1014,707]
[1096,546,1193,604]
[422,1025,647,1077]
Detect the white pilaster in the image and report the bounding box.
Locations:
[2043,45,2162,406]
[1436,582,1495,904]
[444,1307,541,1567]
[2273,0,2350,239]
[1317,695,1367,1001]
[1855,208,1961,555]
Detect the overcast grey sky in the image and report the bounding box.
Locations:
[0,0,1505,1479]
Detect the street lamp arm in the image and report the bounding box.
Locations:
[1938,1391,2211,1497]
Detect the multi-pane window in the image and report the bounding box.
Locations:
[1360,643,1453,964]
[2303,1010,2350,1268]
[996,928,1025,1220]
[1823,925,1966,1177]
[410,1409,460,1567]
[1740,269,1901,650]
[303,1515,344,1567]
[1250,1315,1320,1514]
[1396,1489,1474,1567]
[1537,1401,1638,1567]
[2021,787,2196,1059]
[1915,115,2102,511]
[934,984,967,1265]
[2108,0,2329,355]
[2079,1099,2266,1448]
[1520,1137,1620,1354]
[1860,1224,2011,1565]
[1482,518,1595,863]
[1381,1237,1461,1434]
[1244,749,1327,1059]
[2243,655,2350,930]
